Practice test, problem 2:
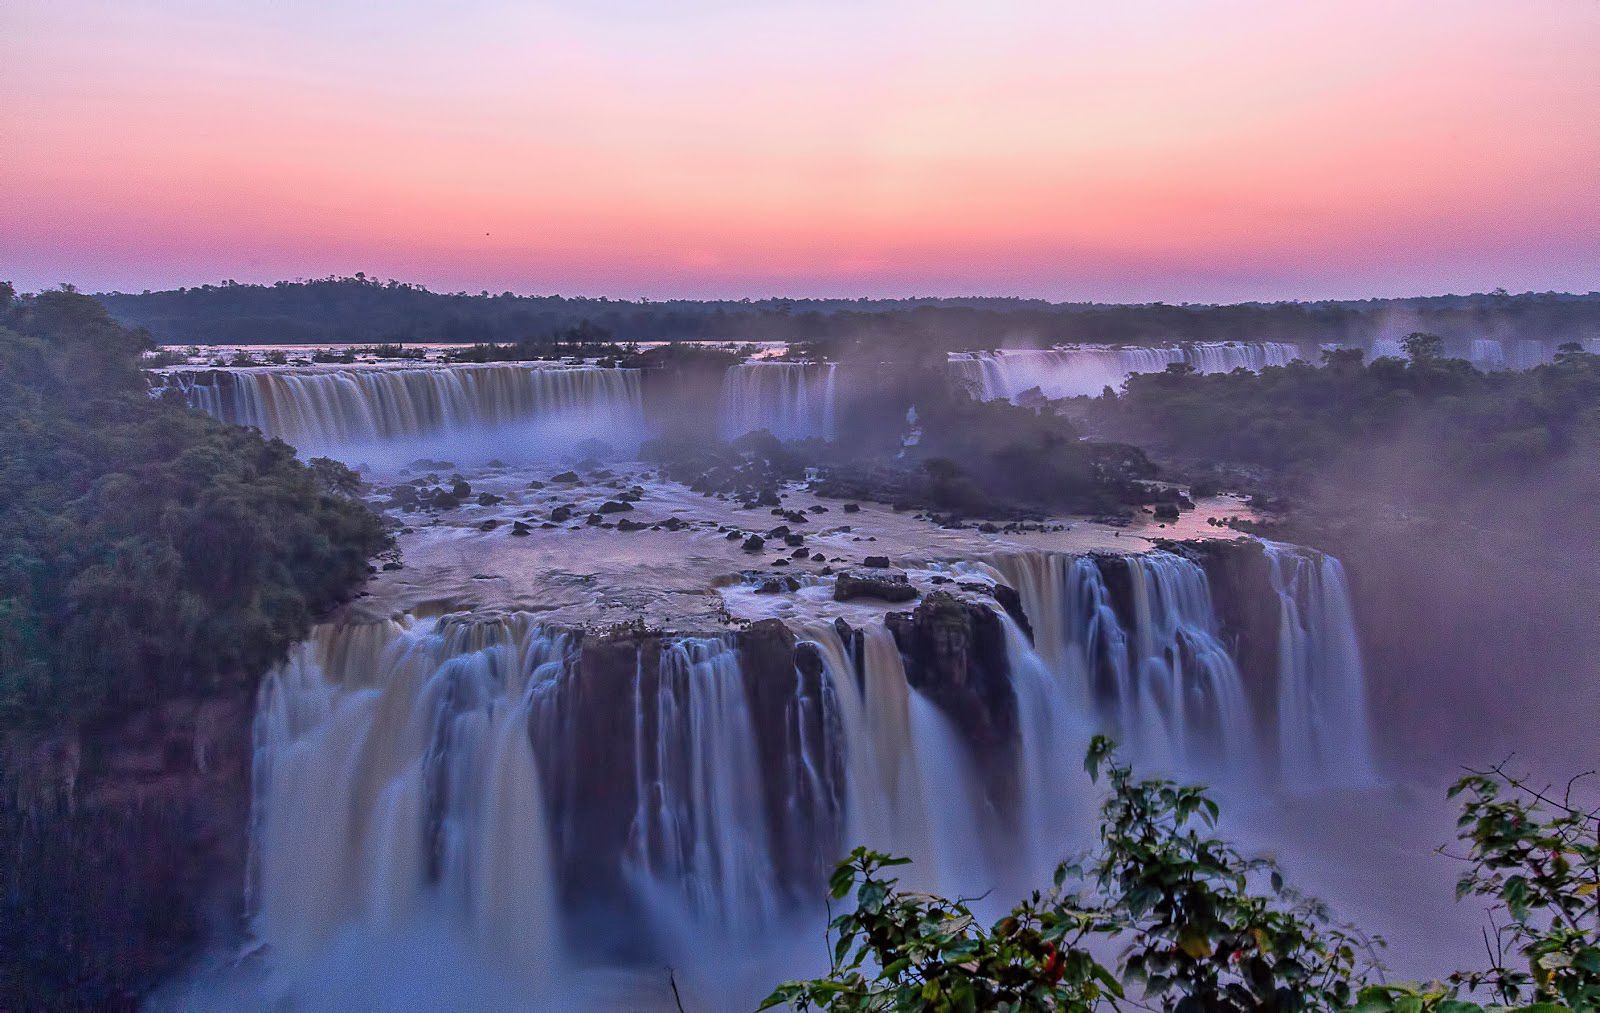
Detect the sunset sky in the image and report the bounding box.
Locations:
[3,0,1597,301]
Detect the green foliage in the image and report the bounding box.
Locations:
[93,278,1600,350]
[768,742,1599,1012]
[766,738,1373,1011]
[0,290,390,728]
[1093,346,1600,496]
[761,848,1122,1011]
[1442,765,1600,1008]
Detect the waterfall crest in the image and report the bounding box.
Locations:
[718,362,838,441]
[171,364,647,452]
[948,343,1300,401]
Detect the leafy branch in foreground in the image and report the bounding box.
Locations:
[763,737,1373,1011]
[1439,763,1600,1009]
[766,741,1600,1012]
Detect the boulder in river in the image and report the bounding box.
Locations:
[834,570,919,603]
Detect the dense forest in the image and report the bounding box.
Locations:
[0,284,389,728]
[1088,335,1600,504]
[96,276,1600,349]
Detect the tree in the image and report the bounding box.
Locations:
[767,741,1600,1012]
[1402,331,1445,362]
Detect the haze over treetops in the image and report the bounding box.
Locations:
[4,0,1597,301]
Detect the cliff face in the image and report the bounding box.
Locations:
[0,692,254,1008]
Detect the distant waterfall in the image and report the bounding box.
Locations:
[718,362,838,441]
[1370,337,1406,359]
[1262,542,1378,789]
[249,614,566,978]
[169,363,647,452]
[948,342,1301,401]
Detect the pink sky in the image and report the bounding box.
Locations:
[3,0,1597,301]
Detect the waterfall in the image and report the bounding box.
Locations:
[1370,337,1406,359]
[717,362,838,441]
[248,614,566,979]
[1262,542,1379,790]
[623,636,784,935]
[948,342,1301,402]
[982,550,1258,779]
[798,623,989,894]
[1470,339,1507,369]
[170,363,647,453]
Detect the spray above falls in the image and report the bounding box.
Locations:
[717,361,839,441]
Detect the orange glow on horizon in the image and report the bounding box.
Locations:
[3,0,1597,300]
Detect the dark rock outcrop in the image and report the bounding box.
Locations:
[834,570,919,603]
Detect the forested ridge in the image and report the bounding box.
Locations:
[0,283,390,728]
[96,276,1600,348]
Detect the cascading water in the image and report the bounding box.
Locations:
[169,363,647,455]
[1262,541,1379,790]
[948,342,1301,402]
[623,636,785,936]
[982,550,1258,780]
[249,614,566,980]
[240,541,1380,1004]
[798,623,990,894]
[717,362,838,441]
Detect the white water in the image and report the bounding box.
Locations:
[717,361,838,441]
[948,342,1302,402]
[249,614,565,983]
[172,363,647,458]
[236,542,1382,1005]
[799,623,992,895]
[982,546,1378,790]
[1263,541,1379,790]
[624,636,783,936]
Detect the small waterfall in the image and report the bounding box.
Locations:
[623,636,784,935]
[798,623,988,893]
[171,363,647,453]
[249,614,566,978]
[1262,542,1379,790]
[717,362,838,441]
[1370,337,1406,359]
[948,342,1300,402]
[983,550,1257,779]
[1470,338,1507,369]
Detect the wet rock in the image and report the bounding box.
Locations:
[450,479,472,499]
[886,591,1016,753]
[598,500,633,514]
[862,555,891,568]
[616,518,648,532]
[742,535,766,552]
[551,471,580,483]
[842,503,861,513]
[784,534,805,547]
[834,570,919,603]
[550,505,574,522]
[479,519,498,531]
[756,488,781,507]
[477,492,503,507]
